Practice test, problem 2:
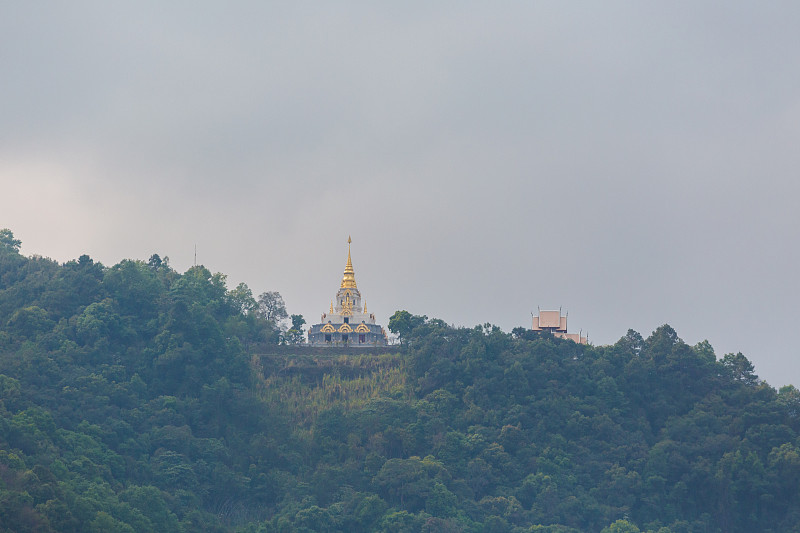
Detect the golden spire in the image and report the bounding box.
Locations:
[330,301,334,313]
[363,300,367,313]
[340,236,357,288]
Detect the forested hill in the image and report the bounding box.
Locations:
[1,229,800,533]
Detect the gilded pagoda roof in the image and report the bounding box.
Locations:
[340,236,357,289]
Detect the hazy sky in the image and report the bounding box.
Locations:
[2,2,799,387]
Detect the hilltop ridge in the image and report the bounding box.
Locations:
[1,230,799,532]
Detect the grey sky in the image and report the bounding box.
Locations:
[2,2,799,386]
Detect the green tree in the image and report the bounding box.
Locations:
[6,305,53,340]
[89,511,135,533]
[75,298,122,347]
[257,291,288,324]
[692,340,716,362]
[351,493,388,530]
[285,314,306,345]
[147,253,165,269]
[426,481,458,517]
[721,352,758,386]
[0,228,21,252]
[388,310,426,341]
[119,485,181,533]
[600,519,640,533]
[778,384,800,419]
[378,510,424,532]
[228,282,258,315]
[103,259,163,319]
[373,457,433,511]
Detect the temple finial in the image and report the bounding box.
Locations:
[330,301,334,313]
[341,236,357,288]
[364,300,367,313]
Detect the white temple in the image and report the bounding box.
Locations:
[307,237,387,346]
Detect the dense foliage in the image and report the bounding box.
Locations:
[1,229,800,532]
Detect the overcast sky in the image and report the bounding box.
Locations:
[2,2,799,387]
